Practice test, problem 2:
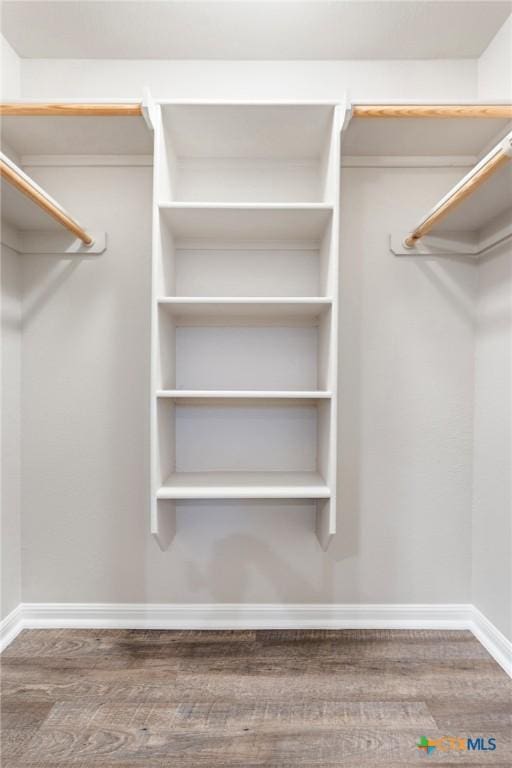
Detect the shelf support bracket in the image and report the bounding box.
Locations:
[141,88,157,132]
[316,499,335,551]
[152,500,176,551]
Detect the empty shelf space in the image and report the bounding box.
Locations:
[158,204,333,241]
[158,297,332,320]
[157,471,330,500]
[157,309,334,391]
[158,104,336,203]
[157,207,335,298]
[160,104,335,159]
[172,244,323,298]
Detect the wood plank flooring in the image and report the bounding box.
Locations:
[1,629,511,766]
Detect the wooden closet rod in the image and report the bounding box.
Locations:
[404,132,512,248]
[353,105,512,119]
[0,155,94,246]
[0,103,142,116]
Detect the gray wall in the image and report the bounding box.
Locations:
[473,244,511,639]
[18,163,475,606]
[1,244,22,619]
[1,34,21,620]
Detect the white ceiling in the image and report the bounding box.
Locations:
[1,1,511,60]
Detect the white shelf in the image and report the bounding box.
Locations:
[344,114,511,159]
[159,203,333,242]
[157,390,332,403]
[158,297,332,320]
[157,471,330,500]
[1,113,152,158]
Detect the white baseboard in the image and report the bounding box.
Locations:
[2,602,510,677]
[470,607,512,678]
[0,605,24,653]
[20,601,474,631]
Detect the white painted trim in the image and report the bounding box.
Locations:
[470,608,512,678]
[2,603,510,678]
[0,605,24,653]
[20,602,473,630]
[21,155,153,167]
[341,155,476,168]
[20,154,475,170]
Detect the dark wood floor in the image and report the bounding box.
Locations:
[1,629,511,766]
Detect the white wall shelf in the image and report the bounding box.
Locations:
[344,106,511,160]
[151,101,343,550]
[157,390,333,402]
[1,102,152,159]
[157,471,330,500]
[157,297,332,321]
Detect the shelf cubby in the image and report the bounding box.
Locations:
[157,204,334,299]
[155,398,333,500]
[156,311,334,393]
[158,104,337,204]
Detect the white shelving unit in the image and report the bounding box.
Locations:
[150,101,344,550]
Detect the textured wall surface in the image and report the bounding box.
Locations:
[1,245,22,619]
[473,244,512,640]
[1,34,21,620]
[20,59,476,101]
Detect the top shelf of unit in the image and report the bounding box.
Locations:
[158,104,339,204]
[161,104,336,160]
[343,112,512,160]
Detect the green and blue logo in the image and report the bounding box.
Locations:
[416,736,497,754]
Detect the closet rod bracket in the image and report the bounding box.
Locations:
[390,219,512,259]
[4,230,107,255]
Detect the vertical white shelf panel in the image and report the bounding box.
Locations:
[150,102,344,550]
